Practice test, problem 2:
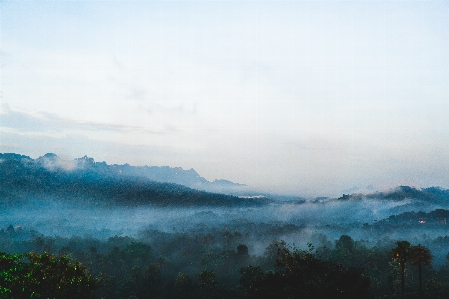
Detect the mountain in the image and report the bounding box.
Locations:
[337,185,449,203]
[32,153,246,193]
[334,186,449,216]
[0,153,266,207]
[373,208,449,226]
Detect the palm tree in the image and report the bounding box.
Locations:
[392,241,411,299]
[409,244,433,299]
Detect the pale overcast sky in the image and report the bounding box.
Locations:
[1,0,448,197]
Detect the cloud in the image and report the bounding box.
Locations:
[0,51,8,68]
[37,154,79,172]
[284,142,309,150]
[112,55,124,70]
[0,129,194,169]
[127,88,147,100]
[144,103,197,116]
[0,103,169,135]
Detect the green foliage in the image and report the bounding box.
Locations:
[392,241,411,265]
[3,225,449,299]
[410,244,433,299]
[423,277,449,299]
[198,269,217,291]
[144,263,161,288]
[410,244,433,268]
[198,270,218,298]
[0,251,99,299]
[335,234,354,252]
[392,240,411,298]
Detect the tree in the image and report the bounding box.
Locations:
[336,234,354,252]
[239,265,267,298]
[392,240,411,299]
[409,244,433,299]
[237,244,249,256]
[198,269,218,298]
[175,272,193,299]
[144,263,161,288]
[263,240,287,269]
[333,235,356,267]
[0,251,99,299]
[240,242,371,299]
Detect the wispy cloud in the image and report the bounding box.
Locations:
[112,55,124,70]
[0,103,169,134]
[126,88,147,101]
[284,142,309,150]
[0,129,193,168]
[38,154,79,172]
[144,103,197,116]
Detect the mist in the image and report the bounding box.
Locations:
[3,191,449,264]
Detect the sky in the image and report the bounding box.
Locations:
[1,0,448,197]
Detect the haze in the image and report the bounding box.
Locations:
[1,0,449,197]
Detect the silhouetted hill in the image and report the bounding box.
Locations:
[0,153,266,207]
[337,185,449,203]
[31,153,246,192]
[372,208,449,227]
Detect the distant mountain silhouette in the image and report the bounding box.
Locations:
[373,208,449,226]
[337,185,449,203]
[0,153,265,207]
[32,153,246,191]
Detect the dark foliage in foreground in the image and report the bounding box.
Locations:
[3,224,449,299]
[0,251,99,298]
[240,242,371,299]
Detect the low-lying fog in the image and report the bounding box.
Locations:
[3,195,449,265]
[0,196,433,237]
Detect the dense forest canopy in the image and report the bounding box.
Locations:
[2,224,449,298]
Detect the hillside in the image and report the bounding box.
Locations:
[0,153,266,207]
[337,185,449,203]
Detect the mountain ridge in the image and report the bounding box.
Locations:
[0,153,246,192]
[337,185,449,201]
[0,153,265,207]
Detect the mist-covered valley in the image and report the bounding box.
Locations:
[2,153,449,298]
[3,189,449,262]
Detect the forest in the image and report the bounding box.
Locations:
[2,154,449,298]
[2,220,449,299]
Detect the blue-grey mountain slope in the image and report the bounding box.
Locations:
[0,153,266,207]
